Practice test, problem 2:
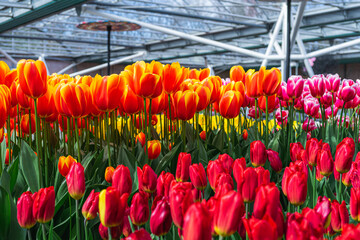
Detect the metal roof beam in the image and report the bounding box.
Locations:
[0,1,32,9]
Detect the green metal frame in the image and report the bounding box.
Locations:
[0,0,87,33]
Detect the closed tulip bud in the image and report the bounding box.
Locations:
[245,69,263,98]
[199,130,206,141]
[242,129,248,140]
[122,208,131,237]
[99,187,129,227]
[135,132,145,147]
[162,62,189,94]
[335,137,355,173]
[189,163,207,190]
[176,152,192,182]
[266,149,282,173]
[183,201,212,240]
[124,228,152,240]
[120,85,143,115]
[232,157,246,184]
[214,173,233,191]
[66,162,85,200]
[254,166,270,186]
[105,166,114,184]
[17,59,47,99]
[314,196,332,228]
[336,224,360,240]
[306,138,321,166]
[207,160,226,190]
[218,154,234,173]
[331,200,349,232]
[316,149,334,176]
[253,183,281,221]
[169,182,194,228]
[33,186,55,223]
[287,76,304,99]
[308,75,326,98]
[112,165,132,196]
[98,223,122,240]
[130,191,149,226]
[82,190,99,220]
[237,167,258,203]
[290,142,304,162]
[147,140,161,160]
[338,79,357,102]
[173,90,199,120]
[250,140,267,167]
[326,74,341,93]
[301,208,325,237]
[302,118,317,132]
[219,90,244,119]
[262,67,281,96]
[230,65,245,83]
[150,196,172,236]
[137,164,157,193]
[17,191,36,229]
[20,114,36,135]
[284,170,307,206]
[243,214,278,240]
[350,187,360,222]
[157,171,175,197]
[214,182,233,199]
[214,191,245,237]
[258,95,279,113]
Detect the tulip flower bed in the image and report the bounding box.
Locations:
[1,59,360,240]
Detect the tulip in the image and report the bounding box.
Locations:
[232,157,246,184]
[189,68,210,81]
[230,65,245,83]
[262,67,281,96]
[194,84,211,112]
[338,79,357,102]
[314,196,331,228]
[135,132,145,147]
[120,85,143,115]
[199,130,206,141]
[98,187,128,227]
[183,202,212,240]
[163,62,189,94]
[66,162,85,200]
[58,155,77,177]
[20,114,36,135]
[290,142,304,163]
[82,190,99,220]
[17,191,36,229]
[150,196,172,236]
[266,149,282,173]
[218,154,234,173]
[283,169,307,206]
[301,208,326,237]
[214,172,233,192]
[0,61,10,83]
[335,137,355,173]
[98,223,122,240]
[137,164,157,193]
[336,224,360,240]
[123,228,152,240]
[37,85,58,120]
[176,152,192,182]
[243,215,278,240]
[308,75,326,98]
[33,186,55,223]
[207,160,226,190]
[202,76,222,103]
[253,183,281,221]
[286,211,323,239]
[305,138,321,166]
[316,149,334,176]
[214,191,245,237]
[245,69,263,98]
[350,187,360,222]
[242,129,248,140]
[112,165,133,196]
[237,167,258,203]
[219,90,243,119]
[173,89,199,120]
[104,166,114,184]
[331,200,349,232]
[169,181,194,228]
[214,181,233,199]
[130,191,149,226]
[254,166,270,186]
[17,59,47,99]
[326,74,341,92]
[147,140,161,160]
[302,118,316,132]
[287,76,304,99]
[304,98,320,118]
[250,140,267,167]
[189,163,207,190]
[157,171,175,197]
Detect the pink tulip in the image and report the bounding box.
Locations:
[287,76,304,99]
[308,75,326,98]
[325,74,341,93]
[302,118,316,132]
[338,79,357,102]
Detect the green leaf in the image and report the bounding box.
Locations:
[19,140,40,192]
[212,129,225,152]
[1,140,6,173]
[155,143,182,175]
[8,157,19,193]
[0,186,11,238]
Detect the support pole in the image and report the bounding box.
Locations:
[0,48,17,66]
[107,24,112,75]
[285,0,292,82]
[290,0,307,50]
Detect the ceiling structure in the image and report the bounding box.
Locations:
[0,0,359,73]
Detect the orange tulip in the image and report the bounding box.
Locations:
[0,85,10,128]
[193,83,211,112]
[0,128,3,142]
[58,155,77,177]
[20,114,36,135]
[221,81,245,99]
[163,62,189,94]
[202,76,222,103]
[9,81,18,108]
[37,85,58,119]
[0,61,10,84]
[230,65,245,83]
[146,92,167,114]
[258,95,279,113]
[125,61,163,99]
[16,83,33,109]
[189,68,210,81]
[75,75,93,86]
[136,132,146,147]
[173,90,199,121]
[17,59,48,99]
[262,67,281,96]
[105,166,115,184]
[55,82,91,118]
[4,69,17,88]
[121,85,143,115]
[245,69,263,98]
[90,74,126,112]
[219,90,244,119]
[147,140,161,160]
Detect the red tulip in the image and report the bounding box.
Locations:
[237,167,258,203]
[99,187,129,227]
[122,208,131,237]
[253,183,281,221]
[135,132,145,147]
[314,196,332,228]
[189,163,207,190]
[137,164,157,193]
[33,186,55,223]
[17,191,36,229]
[183,201,212,240]
[306,138,321,166]
[214,191,245,237]
[350,187,360,222]
[147,140,161,160]
[169,181,194,228]
[335,137,355,173]
[150,196,172,236]
[82,190,99,220]
[290,142,304,163]
[283,166,307,206]
[266,149,282,173]
[331,199,349,232]
[243,214,278,240]
[105,166,114,184]
[130,191,149,226]
[199,130,206,141]
[112,165,132,196]
[316,149,334,176]
[20,114,36,135]
[218,154,234,173]
[232,157,246,184]
[123,228,152,240]
[207,160,226,190]
[250,140,267,167]
[176,152,192,182]
[98,223,122,240]
[156,171,175,197]
[66,162,85,200]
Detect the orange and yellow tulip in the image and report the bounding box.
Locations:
[219,90,244,119]
[189,68,210,81]
[162,62,189,94]
[173,90,199,121]
[230,65,245,83]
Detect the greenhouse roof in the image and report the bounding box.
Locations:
[0,0,360,72]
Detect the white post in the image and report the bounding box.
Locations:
[290,0,307,50]
[0,48,17,66]
[281,3,288,82]
[296,35,314,77]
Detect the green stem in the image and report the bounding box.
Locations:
[43,120,48,186]
[245,202,248,219]
[265,96,269,148]
[67,118,72,156]
[7,115,11,164]
[143,99,148,162]
[75,200,80,240]
[85,117,89,153]
[254,98,258,140]
[182,121,186,151]
[105,113,111,166]
[17,105,22,147]
[27,229,32,240]
[108,227,112,240]
[69,196,72,239]
[28,109,32,148]
[94,117,98,152]
[168,94,173,146]
[74,122,82,162]
[338,173,342,202]
[338,103,345,142]
[42,224,46,240]
[84,220,88,240]
[34,100,43,188]
[313,167,317,208]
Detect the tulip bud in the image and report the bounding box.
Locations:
[284,169,307,206]
[287,76,304,99]
[314,196,332,228]
[250,140,267,167]
[331,199,349,232]
[130,191,149,226]
[112,165,132,196]
[189,163,207,190]
[147,140,161,160]
[135,132,145,147]
[308,75,325,98]
[350,187,360,222]
[290,142,304,163]
[218,154,234,173]
[137,164,157,193]
[207,160,226,190]
[237,167,258,203]
[123,228,152,240]
[20,114,36,135]
[150,196,172,236]
[199,130,206,141]
[156,171,175,197]
[58,155,77,177]
[176,152,192,182]
[66,162,85,200]
[214,191,245,237]
[243,214,278,240]
[33,187,55,223]
[232,157,246,184]
[306,138,321,166]
[266,149,282,173]
[219,90,243,119]
[98,223,122,240]
[105,166,114,184]
[183,201,212,240]
[122,208,131,237]
[253,183,281,221]
[316,149,334,176]
[169,182,194,228]
[99,187,129,227]
[82,190,99,221]
[335,137,355,173]
[242,129,248,140]
[17,191,36,229]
